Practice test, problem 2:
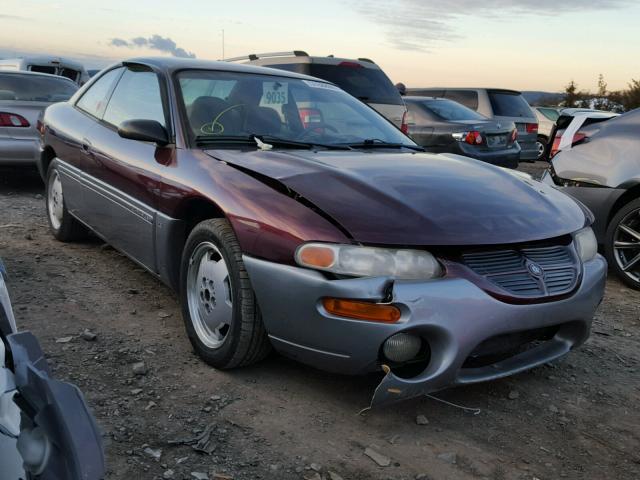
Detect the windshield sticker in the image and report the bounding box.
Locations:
[303,80,341,91]
[262,81,288,105]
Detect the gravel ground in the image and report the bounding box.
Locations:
[0,162,638,480]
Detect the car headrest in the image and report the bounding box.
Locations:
[247,106,282,136]
[188,96,242,135]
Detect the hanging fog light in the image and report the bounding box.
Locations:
[382,333,422,363]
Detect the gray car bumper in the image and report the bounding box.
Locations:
[0,138,40,165]
[244,254,606,405]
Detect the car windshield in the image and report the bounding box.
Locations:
[488,91,534,118]
[0,73,77,102]
[419,98,485,121]
[177,70,415,148]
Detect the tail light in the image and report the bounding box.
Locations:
[525,123,538,134]
[0,112,30,127]
[299,108,323,129]
[510,128,518,143]
[550,131,588,158]
[400,111,409,135]
[453,131,484,145]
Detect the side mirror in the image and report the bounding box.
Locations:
[118,119,169,146]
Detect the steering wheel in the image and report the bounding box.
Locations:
[296,123,339,140]
[200,103,245,135]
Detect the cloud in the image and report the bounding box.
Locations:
[109,35,195,58]
[355,0,632,51]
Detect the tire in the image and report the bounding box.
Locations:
[180,219,271,368]
[605,198,640,290]
[536,136,548,161]
[45,161,86,242]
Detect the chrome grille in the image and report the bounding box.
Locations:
[462,245,579,298]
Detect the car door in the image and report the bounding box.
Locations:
[52,67,123,219]
[81,65,171,272]
[405,102,435,147]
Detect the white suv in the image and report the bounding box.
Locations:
[226,51,408,131]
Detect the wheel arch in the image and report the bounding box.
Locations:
[39,145,57,180]
[607,183,640,228]
[158,196,228,292]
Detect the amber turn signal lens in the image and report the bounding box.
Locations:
[298,245,336,268]
[322,298,401,323]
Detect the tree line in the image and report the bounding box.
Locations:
[563,75,640,112]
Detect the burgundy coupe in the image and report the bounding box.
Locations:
[38,58,606,405]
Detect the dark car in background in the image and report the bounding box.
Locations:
[406,87,539,162]
[0,258,105,479]
[0,71,78,166]
[39,57,605,406]
[542,108,640,288]
[404,96,520,168]
[226,51,408,132]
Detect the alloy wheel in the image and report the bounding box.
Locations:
[186,242,233,349]
[536,141,545,160]
[47,170,64,231]
[612,208,640,283]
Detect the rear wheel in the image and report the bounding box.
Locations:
[45,161,86,242]
[536,136,548,161]
[605,198,640,289]
[180,219,271,368]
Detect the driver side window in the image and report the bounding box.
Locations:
[103,69,166,128]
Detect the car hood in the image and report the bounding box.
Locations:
[205,149,587,246]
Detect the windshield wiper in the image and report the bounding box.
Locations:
[341,139,425,151]
[195,135,256,147]
[257,135,352,151]
[195,134,353,151]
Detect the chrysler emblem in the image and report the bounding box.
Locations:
[526,261,544,277]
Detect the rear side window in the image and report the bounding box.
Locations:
[421,99,485,121]
[443,90,479,110]
[538,107,559,122]
[59,68,79,82]
[103,69,166,128]
[29,65,56,75]
[308,64,403,105]
[76,68,123,118]
[488,91,534,118]
[0,74,77,102]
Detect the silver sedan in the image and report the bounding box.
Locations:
[0,71,77,166]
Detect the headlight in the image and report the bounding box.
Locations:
[574,227,597,262]
[295,243,443,280]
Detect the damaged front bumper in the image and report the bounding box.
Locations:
[244,254,606,406]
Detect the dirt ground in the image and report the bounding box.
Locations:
[1,163,638,480]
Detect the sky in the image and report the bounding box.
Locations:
[1,0,639,92]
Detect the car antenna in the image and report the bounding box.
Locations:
[253,136,273,151]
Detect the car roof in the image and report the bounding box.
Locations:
[408,87,524,95]
[120,57,331,83]
[0,69,77,84]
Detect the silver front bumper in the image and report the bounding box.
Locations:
[244,254,606,405]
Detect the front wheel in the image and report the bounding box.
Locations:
[45,161,86,242]
[605,198,640,289]
[180,219,271,368]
